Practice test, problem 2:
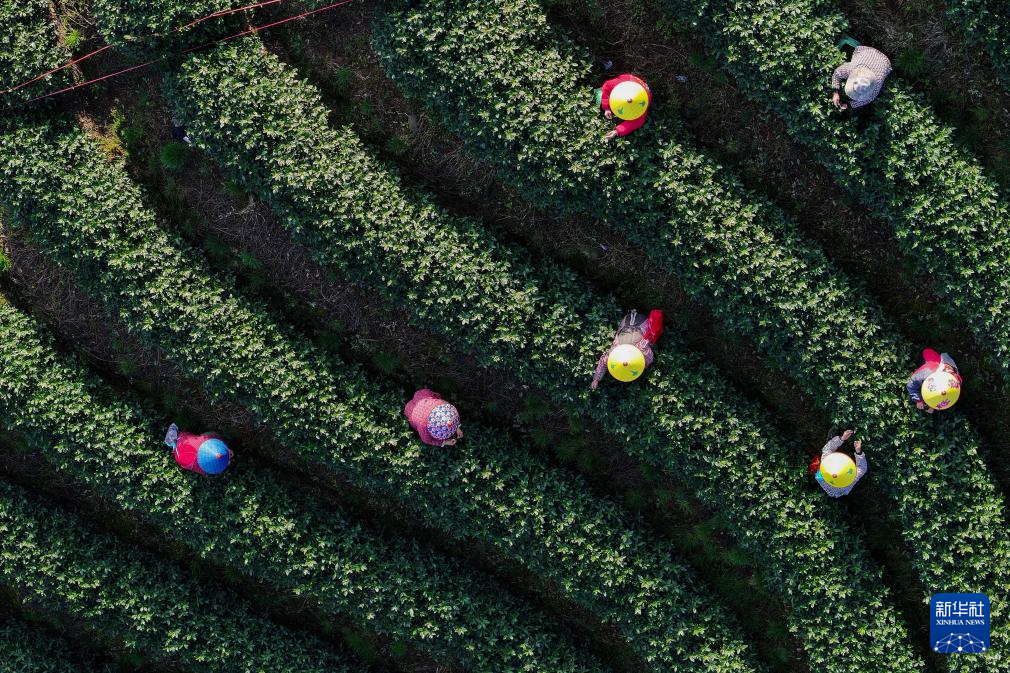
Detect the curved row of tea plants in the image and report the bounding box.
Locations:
[0,113,613,673]
[0,464,353,673]
[0,617,113,673]
[0,0,69,106]
[90,0,330,57]
[0,236,762,673]
[652,0,1010,382]
[0,297,636,673]
[372,2,1010,670]
[164,38,921,673]
[944,0,1010,86]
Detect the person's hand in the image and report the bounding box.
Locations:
[916,401,926,410]
[832,91,842,107]
[591,379,599,390]
[841,429,854,441]
[853,440,863,453]
[456,428,463,439]
[442,439,457,447]
[925,407,935,414]
[603,130,618,141]
[604,109,613,120]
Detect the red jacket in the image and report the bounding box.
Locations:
[174,431,228,475]
[906,348,962,403]
[601,73,652,136]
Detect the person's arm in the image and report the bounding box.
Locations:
[615,113,646,137]
[591,349,610,388]
[830,62,852,91]
[853,446,868,485]
[906,374,924,403]
[164,423,180,448]
[821,436,845,457]
[599,76,620,111]
[637,340,655,368]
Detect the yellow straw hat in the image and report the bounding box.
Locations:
[609,80,649,121]
[607,343,646,382]
[820,452,857,488]
[922,369,961,410]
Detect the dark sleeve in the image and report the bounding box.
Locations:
[906,374,924,402]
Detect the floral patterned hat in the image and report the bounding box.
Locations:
[426,403,461,441]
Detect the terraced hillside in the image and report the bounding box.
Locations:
[0,0,1006,672]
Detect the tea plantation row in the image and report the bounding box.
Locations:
[165,32,919,673]
[372,1,1010,670]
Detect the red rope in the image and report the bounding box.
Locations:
[24,0,356,104]
[176,0,286,31]
[182,0,357,54]
[5,0,294,95]
[25,60,157,103]
[4,45,112,94]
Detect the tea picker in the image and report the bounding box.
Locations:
[164,423,233,475]
[830,38,892,127]
[170,116,193,145]
[404,389,463,447]
[591,309,664,389]
[906,348,962,413]
[809,429,867,498]
[595,73,652,140]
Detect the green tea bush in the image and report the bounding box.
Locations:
[944,0,1010,86]
[0,0,69,106]
[165,37,921,673]
[0,114,608,673]
[0,618,114,673]
[90,0,331,58]
[90,0,240,56]
[658,0,1010,382]
[0,474,353,673]
[0,274,759,673]
[372,3,1010,671]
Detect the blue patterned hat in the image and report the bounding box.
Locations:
[426,403,460,441]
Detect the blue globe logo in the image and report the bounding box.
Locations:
[934,633,987,653]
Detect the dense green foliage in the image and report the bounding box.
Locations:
[372,3,1010,669]
[944,0,1010,86]
[0,115,612,673]
[0,470,353,673]
[0,618,113,673]
[0,0,69,105]
[0,298,627,673]
[91,0,230,37]
[165,38,922,673]
[91,0,238,56]
[655,0,1010,381]
[0,246,761,673]
[90,0,330,57]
